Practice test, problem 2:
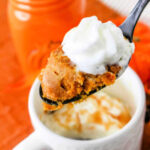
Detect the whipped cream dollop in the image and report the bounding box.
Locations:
[41,91,131,139]
[62,16,134,75]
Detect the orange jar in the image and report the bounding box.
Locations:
[8,0,86,83]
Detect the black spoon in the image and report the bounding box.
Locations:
[40,0,150,107]
[119,0,149,42]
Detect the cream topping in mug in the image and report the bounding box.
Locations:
[62,16,134,75]
[41,91,131,139]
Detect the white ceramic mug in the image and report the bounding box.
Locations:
[13,67,146,150]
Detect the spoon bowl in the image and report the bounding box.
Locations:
[39,0,150,107]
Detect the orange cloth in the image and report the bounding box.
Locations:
[0,1,33,150]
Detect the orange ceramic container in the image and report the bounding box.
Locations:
[8,0,86,82]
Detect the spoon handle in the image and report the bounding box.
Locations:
[119,0,150,42]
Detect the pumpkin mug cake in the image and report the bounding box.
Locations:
[41,91,131,139]
[39,16,134,111]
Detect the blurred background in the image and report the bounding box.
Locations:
[0,0,150,149]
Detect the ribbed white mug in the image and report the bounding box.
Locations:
[14,67,146,150]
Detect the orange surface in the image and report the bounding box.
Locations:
[0,1,32,149]
[0,0,150,150]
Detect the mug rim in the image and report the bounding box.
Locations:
[28,67,145,145]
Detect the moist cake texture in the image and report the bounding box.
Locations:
[39,47,121,111]
[40,91,131,139]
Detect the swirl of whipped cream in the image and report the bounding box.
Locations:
[62,16,134,75]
